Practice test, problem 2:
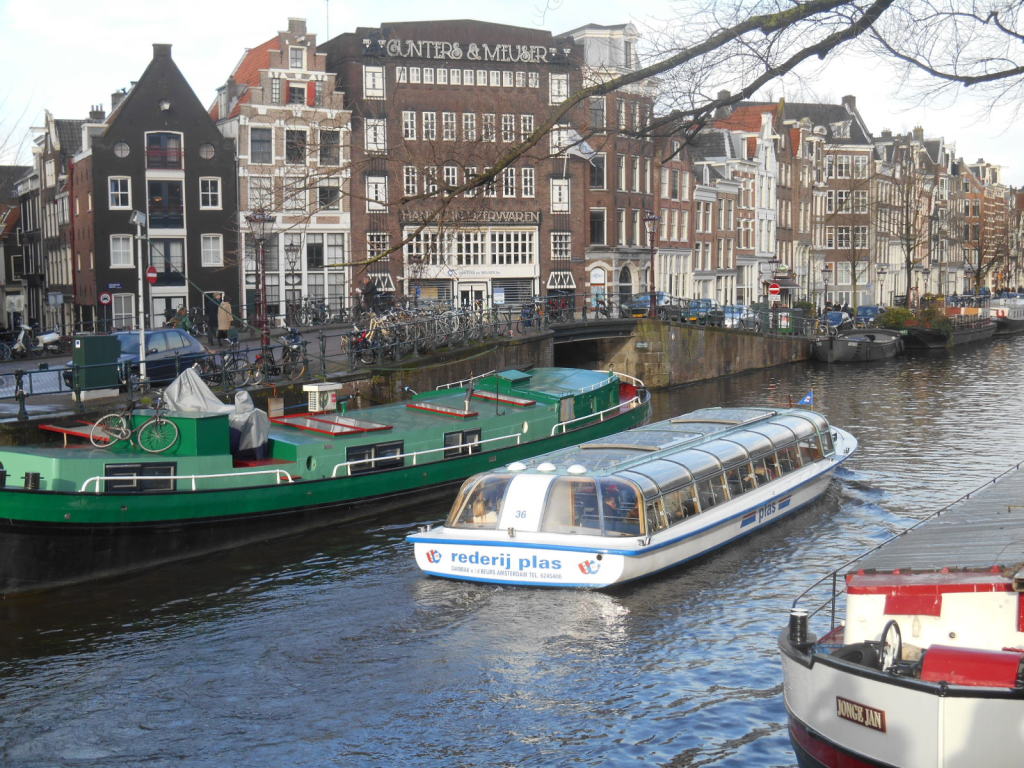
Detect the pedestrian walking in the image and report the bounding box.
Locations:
[217,297,233,345]
[205,292,221,347]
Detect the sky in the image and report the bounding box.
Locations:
[2,0,1022,185]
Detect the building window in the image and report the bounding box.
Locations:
[462,113,477,142]
[366,176,387,211]
[424,166,438,194]
[403,166,418,197]
[489,70,500,87]
[362,119,386,153]
[502,114,516,142]
[320,130,341,164]
[396,66,408,83]
[521,167,535,198]
[285,130,307,164]
[590,155,606,189]
[589,209,606,245]
[112,294,134,328]
[520,114,534,141]
[464,167,478,198]
[549,73,568,105]
[196,177,219,210]
[249,176,273,210]
[422,112,437,141]
[318,180,340,210]
[201,234,223,266]
[306,234,324,269]
[402,111,417,141]
[443,165,458,191]
[283,176,306,212]
[437,68,448,85]
[410,67,421,84]
[442,112,457,141]
[423,67,434,85]
[502,168,516,197]
[482,113,496,142]
[147,180,184,229]
[271,78,281,104]
[288,83,306,104]
[146,132,182,169]
[589,97,605,130]
[364,65,385,99]
[110,234,133,267]
[490,230,535,264]
[463,69,475,86]
[108,177,131,209]
[289,47,304,69]
[367,232,389,262]
[551,231,571,260]
[551,179,570,213]
[250,127,272,164]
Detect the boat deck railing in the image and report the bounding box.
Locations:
[330,430,525,477]
[435,370,498,390]
[550,391,646,436]
[79,468,295,493]
[791,459,1024,633]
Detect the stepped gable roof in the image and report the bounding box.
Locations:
[0,204,18,237]
[210,36,277,120]
[54,119,85,155]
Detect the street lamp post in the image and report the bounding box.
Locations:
[877,265,889,306]
[820,264,832,315]
[130,210,148,382]
[245,208,275,348]
[643,212,660,319]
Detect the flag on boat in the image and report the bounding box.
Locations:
[797,390,814,407]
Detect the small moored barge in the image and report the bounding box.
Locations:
[410,406,856,587]
[0,367,648,595]
[780,464,1024,768]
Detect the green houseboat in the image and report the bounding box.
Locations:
[0,368,648,595]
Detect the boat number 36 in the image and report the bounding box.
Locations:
[514,509,528,519]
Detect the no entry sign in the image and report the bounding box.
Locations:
[768,282,781,296]
[146,265,158,285]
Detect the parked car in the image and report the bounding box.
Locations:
[625,292,684,321]
[722,304,760,330]
[685,298,723,325]
[64,329,212,388]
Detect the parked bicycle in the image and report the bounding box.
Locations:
[245,328,307,385]
[89,391,180,453]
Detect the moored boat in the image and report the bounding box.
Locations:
[409,406,856,588]
[988,297,1024,335]
[0,367,649,595]
[779,465,1024,768]
[900,311,995,349]
[812,329,902,363]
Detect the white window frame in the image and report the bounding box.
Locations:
[108,176,131,210]
[422,112,437,141]
[366,176,388,211]
[365,119,387,152]
[550,178,570,213]
[201,233,223,266]
[502,167,516,198]
[462,113,477,142]
[551,231,571,260]
[442,112,457,141]
[199,177,221,210]
[110,234,134,268]
[403,166,418,197]
[402,111,417,141]
[521,167,535,198]
[364,65,385,99]
[549,73,568,105]
[289,46,305,70]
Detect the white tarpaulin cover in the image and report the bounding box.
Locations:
[164,367,233,414]
[229,390,270,454]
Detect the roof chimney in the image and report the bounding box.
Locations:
[913,126,924,141]
[153,43,172,59]
[111,89,128,111]
[715,89,732,119]
[841,94,856,112]
[88,106,106,122]
[288,18,307,36]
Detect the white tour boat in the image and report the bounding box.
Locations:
[780,465,1024,768]
[409,406,856,588]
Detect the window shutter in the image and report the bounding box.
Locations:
[307,82,316,107]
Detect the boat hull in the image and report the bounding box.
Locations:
[811,331,902,363]
[900,321,995,349]
[1,395,650,595]
[780,637,1024,768]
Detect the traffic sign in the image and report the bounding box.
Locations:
[146,265,158,285]
[98,291,112,305]
[768,282,781,296]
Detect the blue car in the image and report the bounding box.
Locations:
[854,305,884,326]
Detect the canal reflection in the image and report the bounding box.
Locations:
[3,337,1023,767]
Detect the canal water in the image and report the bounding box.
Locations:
[4,337,1024,767]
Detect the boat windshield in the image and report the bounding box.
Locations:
[447,474,513,529]
[539,477,644,537]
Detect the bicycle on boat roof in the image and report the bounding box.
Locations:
[89,391,180,453]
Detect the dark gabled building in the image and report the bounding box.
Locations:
[0,165,31,330]
[72,43,237,331]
